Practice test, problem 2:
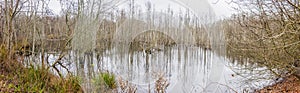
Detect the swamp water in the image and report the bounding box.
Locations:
[41,46,276,93]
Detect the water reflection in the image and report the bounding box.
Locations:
[43,46,244,92]
[30,42,280,93]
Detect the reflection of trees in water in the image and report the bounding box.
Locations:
[35,42,229,92]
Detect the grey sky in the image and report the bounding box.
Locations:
[48,0,235,19]
[48,0,61,14]
[209,0,235,18]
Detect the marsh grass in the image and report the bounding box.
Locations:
[93,72,117,92]
[11,66,82,92]
[101,72,116,89]
[0,54,82,93]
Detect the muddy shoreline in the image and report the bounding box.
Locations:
[257,75,300,93]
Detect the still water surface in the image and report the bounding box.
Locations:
[45,46,274,93]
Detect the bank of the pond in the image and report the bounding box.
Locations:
[0,59,83,92]
[257,75,300,93]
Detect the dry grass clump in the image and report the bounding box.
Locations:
[118,77,137,93]
[155,74,169,93]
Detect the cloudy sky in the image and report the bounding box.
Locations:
[48,0,235,19]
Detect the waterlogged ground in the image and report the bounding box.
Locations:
[38,46,277,93]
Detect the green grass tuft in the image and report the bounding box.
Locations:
[93,72,117,92]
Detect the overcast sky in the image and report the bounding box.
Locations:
[208,0,235,18]
[48,0,235,19]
